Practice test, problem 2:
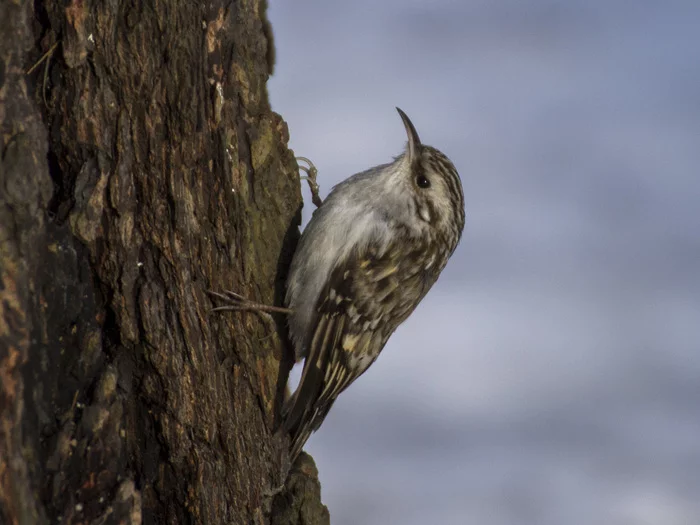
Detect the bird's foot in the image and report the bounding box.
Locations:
[296,156,323,208]
[207,290,293,324]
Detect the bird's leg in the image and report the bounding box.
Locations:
[207,290,293,324]
[296,157,323,208]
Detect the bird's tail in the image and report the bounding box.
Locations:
[282,390,334,461]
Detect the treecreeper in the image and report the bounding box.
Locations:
[211,108,465,461]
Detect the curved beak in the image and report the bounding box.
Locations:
[396,107,422,163]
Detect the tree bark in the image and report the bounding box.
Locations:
[0,1,328,523]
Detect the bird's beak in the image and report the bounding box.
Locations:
[396,107,422,164]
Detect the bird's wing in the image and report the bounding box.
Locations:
[283,238,431,459]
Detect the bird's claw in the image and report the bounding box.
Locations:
[296,156,323,208]
[207,289,293,316]
[207,289,248,312]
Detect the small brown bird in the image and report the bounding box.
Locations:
[212,108,464,460]
[283,108,464,459]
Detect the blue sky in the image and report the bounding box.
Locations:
[268,2,700,524]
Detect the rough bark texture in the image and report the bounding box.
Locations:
[0,1,329,524]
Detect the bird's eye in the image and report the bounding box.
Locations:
[416,175,431,188]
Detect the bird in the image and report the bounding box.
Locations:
[211,108,465,461]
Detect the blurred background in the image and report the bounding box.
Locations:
[267,1,700,524]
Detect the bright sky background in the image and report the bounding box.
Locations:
[268,2,700,524]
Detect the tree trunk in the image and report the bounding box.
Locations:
[0,1,328,523]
